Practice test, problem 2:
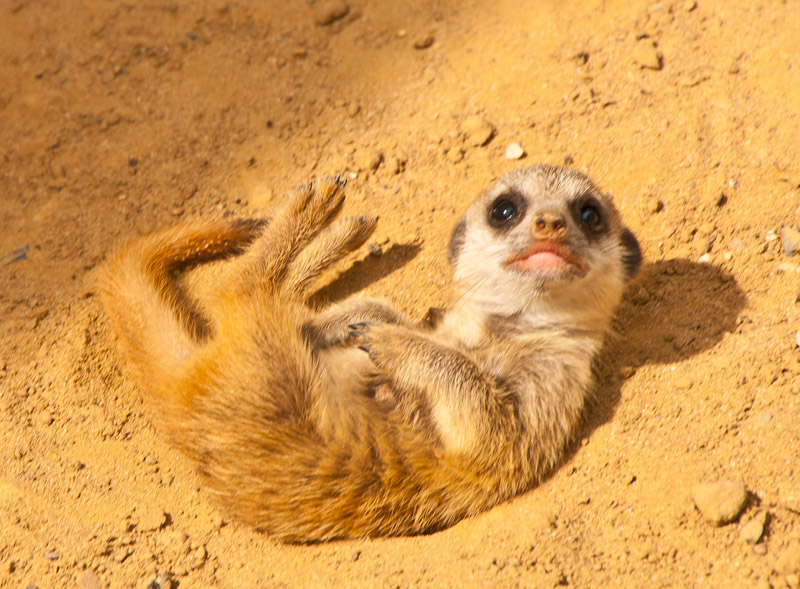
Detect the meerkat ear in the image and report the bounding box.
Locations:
[448,218,467,266]
[619,227,642,281]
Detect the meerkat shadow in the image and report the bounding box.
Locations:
[308,242,422,308]
[579,258,747,438]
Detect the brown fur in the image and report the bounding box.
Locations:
[100,166,640,542]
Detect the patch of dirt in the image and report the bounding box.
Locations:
[2,0,799,587]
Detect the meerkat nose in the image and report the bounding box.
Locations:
[532,211,567,240]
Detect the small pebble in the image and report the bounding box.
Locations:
[385,155,406,174]
[692,480,747,526]
[631,39,663,70]
[505,142,525,160]
[646,195,664,214]
[137,507,168,532]
[782,226,800,256]
[312,0,350,26]
[446,147,464,163]
[413,35,435,50]
[795,331,800,348]
[683,0,697,11]
[354,149,382,172]
[35,410,54,428]
[146,572,173,589]
[461,115,495,147]
[44,552,59,560]
[739,512,766,544]
[188,544,207,569]
[753,411,774,425]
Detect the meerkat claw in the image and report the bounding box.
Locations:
[347,322,370,340]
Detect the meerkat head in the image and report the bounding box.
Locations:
[448,164,641,326]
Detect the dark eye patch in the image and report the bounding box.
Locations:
[448,218,467,265]
[619,228,642,281]
[487,189,526,230]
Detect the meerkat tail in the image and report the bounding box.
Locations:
[99,217,261,395]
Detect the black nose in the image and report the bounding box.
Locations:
[532,211,567,240]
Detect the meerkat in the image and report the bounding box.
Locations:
[100,164,641,542]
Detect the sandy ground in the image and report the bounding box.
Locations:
[2,0,800,587]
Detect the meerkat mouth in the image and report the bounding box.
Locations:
[507,241,587,276]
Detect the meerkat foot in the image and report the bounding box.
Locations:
[244,176,348,290]
[285,215,378,296]
[287,176,348,238]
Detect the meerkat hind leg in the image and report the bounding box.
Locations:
[285,215,378,297]
[242,177,347,291]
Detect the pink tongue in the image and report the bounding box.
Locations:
[518,251,566,271]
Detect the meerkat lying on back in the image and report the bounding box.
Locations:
[101,164,641,542]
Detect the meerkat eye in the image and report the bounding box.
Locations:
[579,205,601,226]
[490,199,519,225]
[487,191,526,229]
[491,200,517,222]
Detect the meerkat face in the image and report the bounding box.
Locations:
[448,164,641,319]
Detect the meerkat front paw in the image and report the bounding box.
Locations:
[349,322,418,370]
[302,300,408,351]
